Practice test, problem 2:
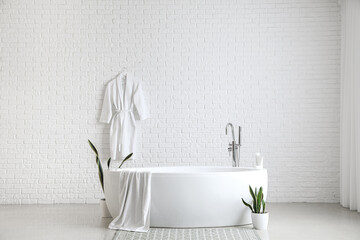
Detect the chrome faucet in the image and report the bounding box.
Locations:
[225,123,242,167]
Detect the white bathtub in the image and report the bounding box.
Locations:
[104,167,267,228]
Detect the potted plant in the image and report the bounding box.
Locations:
[242,185,269,230]
[88,140,133,218]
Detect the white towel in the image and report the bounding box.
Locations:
[108,170,152,232]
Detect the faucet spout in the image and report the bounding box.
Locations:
[225,123,235,142]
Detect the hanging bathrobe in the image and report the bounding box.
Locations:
[100,71,150,161]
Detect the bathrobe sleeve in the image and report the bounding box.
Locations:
[134,82,150,120]
[99,84,113,123]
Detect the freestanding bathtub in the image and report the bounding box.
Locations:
[104,167,267,228]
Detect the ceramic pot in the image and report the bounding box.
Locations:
[251,212,269,230]
[100,198,112,218]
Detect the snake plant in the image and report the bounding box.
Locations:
[242,185,266,214]
[88,139,133,193]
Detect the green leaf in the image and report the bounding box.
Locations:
[107,158,111,169]
[254,187,258,212]
[88,140,98,156]
[249,185,256,202]
[256,187,263,213]
[123,153,133,162]
[97,158,104,192]
[119,153,133,168]
[262,199,266,213]
[249,185,257,212]
[242,198,253,213]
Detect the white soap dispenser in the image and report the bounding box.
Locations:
[255,152,263,169]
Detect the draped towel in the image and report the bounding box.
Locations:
[108,170,152,232]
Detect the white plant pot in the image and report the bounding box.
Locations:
[251,212,269,230]
[100,198,112,218]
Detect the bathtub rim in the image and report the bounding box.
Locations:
[106,166,266,176]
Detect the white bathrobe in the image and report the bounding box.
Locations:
[100,71,150,161]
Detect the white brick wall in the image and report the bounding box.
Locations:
[0,0,340,204]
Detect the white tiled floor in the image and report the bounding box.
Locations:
[0,203,359,240]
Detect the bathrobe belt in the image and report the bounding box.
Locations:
[113,109,136,152]
[115,109,133,113]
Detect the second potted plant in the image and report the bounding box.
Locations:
[242,185,269,230]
